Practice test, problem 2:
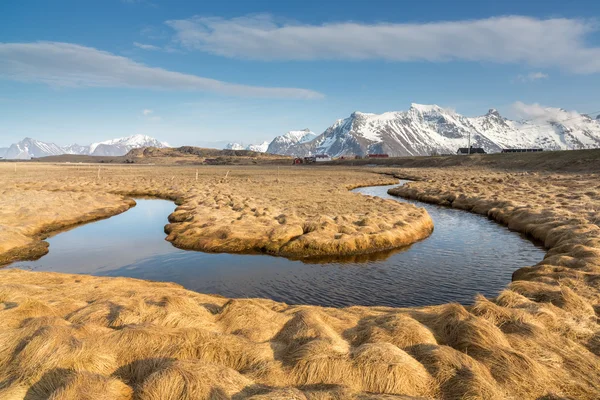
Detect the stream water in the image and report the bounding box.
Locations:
[9,181,546,307]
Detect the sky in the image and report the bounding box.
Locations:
[1,0,600,147]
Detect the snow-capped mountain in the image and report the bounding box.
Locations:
[63,143,89,155]
[246,141,270,153]
[266,129,317,155]
[224,141,270,152]
[0,134,169,159]
[224,143,246,151]
[0,147,9,159]
[3,138,66,160]
[280,104,600,157]
[87,135,169,156]
[224,130,316,154]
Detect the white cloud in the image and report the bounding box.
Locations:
[166,14,600,73]
[0,41,323,99]
[133,42,161,51]
[516,72,549,82]
[512,101,580,122]
[141,109,161,122]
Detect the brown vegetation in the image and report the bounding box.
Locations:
[328,148,600,172]
[28,146,292,165]
[0,163,433,264]
[0,161,599,398]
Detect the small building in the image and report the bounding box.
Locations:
[314,154,332,162]
[501,148,543,153]
[457,147,486,155]
[368,153,389,158]
[303,156,316,164]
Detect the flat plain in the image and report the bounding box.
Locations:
[0,157,599,399]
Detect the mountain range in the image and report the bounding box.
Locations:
[225,141,271,153]
[224,129,317,155]
[4,105,599,160]
[231,105,600,157]
[0,135,169,159]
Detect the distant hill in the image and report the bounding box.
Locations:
[29,146,291,165]
[125,146,291,165]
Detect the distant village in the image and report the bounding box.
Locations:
[291,147,544,164]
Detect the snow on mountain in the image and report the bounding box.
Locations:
[0,134,169,159]
[224,141,270,152]
[87,134,169,156]
[265,129,317,155]
[225,143,246,151]
[3,138,66,159]
[280,104,600,157]
[0,147,8,159]
[63,143,90,155]
[246,141,270,153]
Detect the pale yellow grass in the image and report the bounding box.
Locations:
[0,163,598,399]
[0,163,433,264]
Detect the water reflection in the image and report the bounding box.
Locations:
[9,182,546,307]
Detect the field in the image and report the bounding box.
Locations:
[0,157,599,399]
[328,148,600,172]
[0,164,432,265]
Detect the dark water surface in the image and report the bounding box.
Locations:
[10,181,546,307]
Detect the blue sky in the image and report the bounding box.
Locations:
[1,0,600,147]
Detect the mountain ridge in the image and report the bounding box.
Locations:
[0,134,169,159]
[278,104,600,157]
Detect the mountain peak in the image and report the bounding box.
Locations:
[486,108,502,118]
[350,111,375,118]
[410,103,444,113]
[225,142,245,150]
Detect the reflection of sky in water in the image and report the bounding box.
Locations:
[10,183,546,308]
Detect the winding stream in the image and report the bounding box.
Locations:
[9,181,545,307]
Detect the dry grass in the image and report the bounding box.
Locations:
[0,162,599,398]
[0,163,433,264]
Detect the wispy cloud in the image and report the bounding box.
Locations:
[0,41,323,99]
[133,42,161,51]
[166,14,600,73]
[516,72,549,82]
[141,109,161,121]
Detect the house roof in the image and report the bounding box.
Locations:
[457,147,486,154]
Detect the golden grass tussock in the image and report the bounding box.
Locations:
[349,313,438,349]
[137,360,253,400]
[351,343,435,396]
[0,163,599,398]
[407,344,504,400]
